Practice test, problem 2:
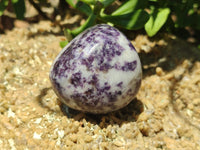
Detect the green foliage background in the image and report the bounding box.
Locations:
[0,0,25,19]
[0,0,200,39]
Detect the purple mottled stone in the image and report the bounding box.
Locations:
[49,24,142,114]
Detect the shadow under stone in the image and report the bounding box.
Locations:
[59,98,144,128]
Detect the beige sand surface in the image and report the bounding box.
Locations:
[0,21,200,149]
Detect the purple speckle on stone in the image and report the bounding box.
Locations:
[99,63,112,72]
[49,24,142,114]
[122,60,137,71]
[117,82,123,88]
[129,42,136,51]
[70,72,82,87]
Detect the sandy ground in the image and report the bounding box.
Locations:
[0,21,200,150]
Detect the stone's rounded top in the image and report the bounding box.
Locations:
[49,24,142,114]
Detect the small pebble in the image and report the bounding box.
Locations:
[156,67,164,76]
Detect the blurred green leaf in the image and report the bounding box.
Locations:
[65,0,77,7]
[149,0,158,2]
[99,0,115,8]
[65,13,96,38]
[93,1,104,15]
[193,14,200,30]
[80,0,115,8]
[174,0,194,28]
[101,9,149,30]
[112,0,148,15]
[65,0,200,38]
[0,0,9,16]
[11,0,19,3]
[65,0,92,16]
[12,0,25,19]
[80,0,95,5]
[145,8,170,37]
[60,40,69,48]
[198,44,200,49]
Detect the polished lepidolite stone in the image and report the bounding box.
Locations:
[49,24,142,114]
